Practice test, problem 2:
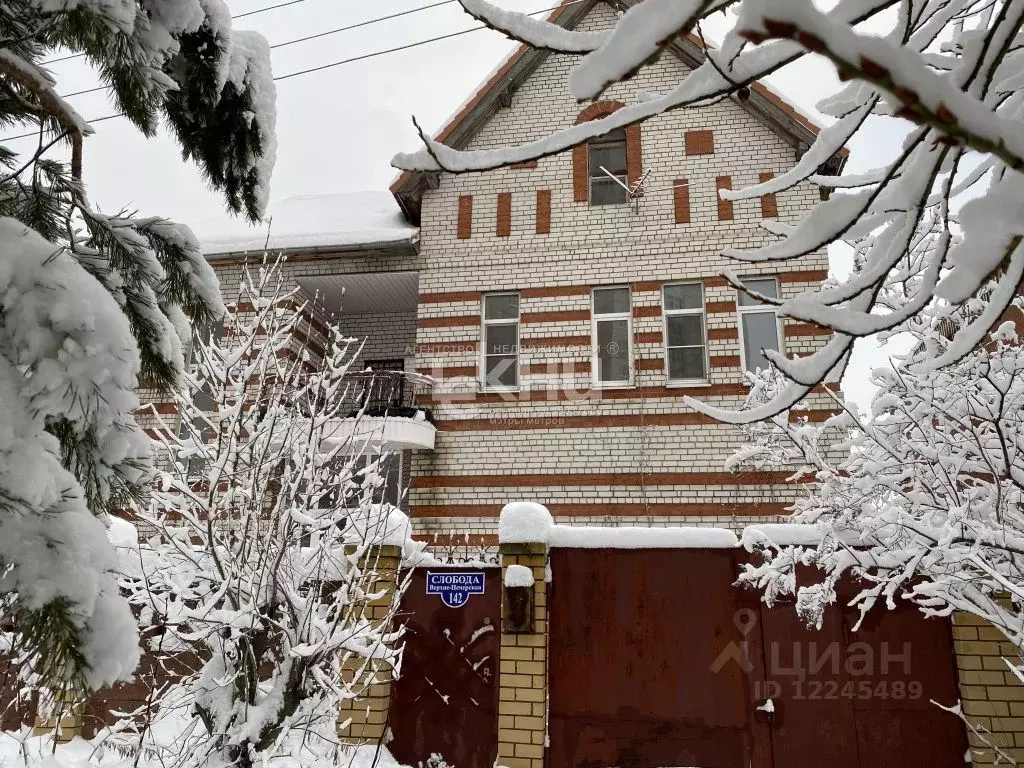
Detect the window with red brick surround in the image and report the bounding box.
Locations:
[572,101,642,203]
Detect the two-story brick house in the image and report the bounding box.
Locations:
[184,0,847,548]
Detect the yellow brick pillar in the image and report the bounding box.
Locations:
[497,502,551,768]
[32,688,85,743]
[337,543,403,744]
[952,610,1024,765]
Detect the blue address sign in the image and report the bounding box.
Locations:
[426,571,485,608]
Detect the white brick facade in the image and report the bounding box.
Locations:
[141,1,841,545]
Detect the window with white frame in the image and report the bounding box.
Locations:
[737,277,781,372]
[592,286,632,385]
[663,282,707,382]
[482,293,519,389]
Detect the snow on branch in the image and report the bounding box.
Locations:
[457,0,607,53]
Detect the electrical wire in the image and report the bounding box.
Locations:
[60,0,463,99]
[41,0,320,66]
[2,0,581,142]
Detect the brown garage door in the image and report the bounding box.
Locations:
[547,548,967,768]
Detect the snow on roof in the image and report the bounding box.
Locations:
[194,190,417,256]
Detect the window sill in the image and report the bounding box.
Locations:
[665,379,711,389]
[478,384,521,394]
[590,381,634,390]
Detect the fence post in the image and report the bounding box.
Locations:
[951,610,1024,765]
[337,543,404,745]
[497,502,552,768]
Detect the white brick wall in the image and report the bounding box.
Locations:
[409,2,836,538]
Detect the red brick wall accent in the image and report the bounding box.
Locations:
[572,100,642,203]
[496,192,512,237]
[536,189,551,234]
[457,195,473,239]
[572,144,589,202]
[510,160,537,169]
[673,179,690,223]
[625,125,643,194]
[716,176,734,220]
[685,129,714,155]
[759,171,779,218]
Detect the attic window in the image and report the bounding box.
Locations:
[588,128,628,205]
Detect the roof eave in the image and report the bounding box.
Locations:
[203,236,419,263]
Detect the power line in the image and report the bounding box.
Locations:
[60,0,462,99]
[3,1,579,142]
[42,0,319,66]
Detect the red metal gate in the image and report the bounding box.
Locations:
[547,548,967,768]
[388,568,500,768]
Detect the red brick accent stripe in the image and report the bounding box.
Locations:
[759,171,779,218]
[522,285,591,299]
[707,327,739,340]
[410,502,792,519]
[674,178,690,224]
[784,323,832,338]
[417,365,477,377]
[780,270,828,283]
[636,331,663,344]
[413,470,802,488]
[703,275,730,288]
[635,357,663,370]
[521,310,590,324]
[510,160,537,169]
[625,124,643,194]
[457,195,473,239]
[520,334,591,349]
[420,290,482,304]
[418,314,480,329]
[572,144,588,202]
[432,408,840,432]
[417,341,479,354]
[705,300,737,314]
[716,176,734,220]
[632,305,661,318]
[496,192,512,237]
[536,189,551,235]
[710,355,740,368]
[524,360,591,374]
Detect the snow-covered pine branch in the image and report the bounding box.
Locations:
[0,0,276,695]
[394,0,1024,418]
[109,259,417,768]
[731,302,1024,650]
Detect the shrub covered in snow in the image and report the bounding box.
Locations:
[100,260,414,768]
[731,302,1024,649]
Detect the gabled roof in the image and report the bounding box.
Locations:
[391,0,847,223]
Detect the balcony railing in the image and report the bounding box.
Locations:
[334,370,434,422]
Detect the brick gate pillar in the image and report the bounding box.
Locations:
[32,689,85,743]
[497,502,553,768]
[337,543,403,744]
[952,610,1024,765]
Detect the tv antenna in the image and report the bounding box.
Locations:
[599,166,652,214]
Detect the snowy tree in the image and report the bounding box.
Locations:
[0,1,275,694]
[392,0,1024,418]
[729,303,1024,650]
[107,261,413,768]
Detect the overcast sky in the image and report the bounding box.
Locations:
[20,0,913,410]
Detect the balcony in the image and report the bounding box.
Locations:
[320,370,436,451]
